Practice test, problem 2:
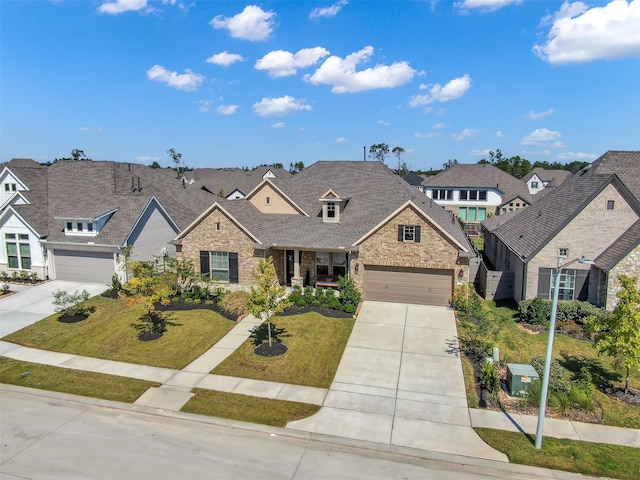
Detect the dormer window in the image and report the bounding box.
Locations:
[4,183,17,192]
[65,221,97,236]
[327,202,336,218]
[319,189,346,223]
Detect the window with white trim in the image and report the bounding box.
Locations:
[398,225,421,243]
[210,251,229,282]
[4,183,17,192]
[5,233,31,269]
[459,189,487,201]
[558,247,569,258]
[327,202,336,218]
[552,270,575,301]
[316,252,330,276]
[432,189,453,200]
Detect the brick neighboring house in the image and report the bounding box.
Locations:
[482,151,640,309]
[173,161,476,306]
[422,164,532,236]
[0,159,214,284]
[184,166,291,200]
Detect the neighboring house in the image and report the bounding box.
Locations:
[173,161,476,306]
[184,166,291,200]
[403,172,428,193]
[522,167,572,195]
[0,159,214,284]
[422,164,533,236]
[482,151,640,309]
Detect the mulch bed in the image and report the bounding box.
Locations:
[279,304,354,319]
[137,330,164,341]
[606,387,640,406]
[58,313,89,323]
[254,342,288,357]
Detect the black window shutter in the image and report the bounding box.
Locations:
[229,252,239,284]
[537,267,551,299]
[575,269,590,301]
[398,225,404,242]
[200,251,210,278]
[415,226,421,243]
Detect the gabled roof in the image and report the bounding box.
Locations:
[482,151,640,262]
[403,172,427,187]
[185,166,291,200]
[423,163,533,204]
[195,161,473,254]
[246,178,309,216]
[522,168,572,186]
[594,220,640,271]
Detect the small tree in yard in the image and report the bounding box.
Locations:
[585,275,640,393]
[121,261,171,334]
[248,257,291,349]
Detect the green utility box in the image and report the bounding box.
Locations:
[506,363,539,397]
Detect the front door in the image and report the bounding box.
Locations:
[286,250,294,285]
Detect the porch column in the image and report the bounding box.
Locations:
[291,249,303,287]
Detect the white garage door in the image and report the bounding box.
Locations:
[364,265,453,306]
[54,250,114,284]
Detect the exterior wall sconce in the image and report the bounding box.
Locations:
[458,269,464,280]
[355,263,359,274]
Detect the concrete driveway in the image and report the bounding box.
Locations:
[0,280,108,337]
[287,301,507,462]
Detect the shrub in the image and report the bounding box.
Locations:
[212,287,227,302]
[453,282,482,315]
[571,387,596,412]
[574,366,594,399]
[518,297,550,326]
[531,355,572,395]
[29,272,39,283]
[184,297,194,304]
[550,391,571,414]
[338,276,361,309]
[219,290,249,317]
[19,270,30,282]
[204,299,214,305]
[520,378,542,408]
[0,271,8,282]
[110,274,123,292]
[193,298,202,304]
[343,303,356,314]
[11,271,19,281]
[52,289,91,317]
[458,322,492,363]
[480,361,501,395]
[303,286,315,304]
[288,290,306,306]
[1,284,10,295]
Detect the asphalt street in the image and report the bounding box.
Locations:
[0,386,595,480]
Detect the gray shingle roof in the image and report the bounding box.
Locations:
[522,168,572,186]
[423,163,533,205]
[594,220,640,271]
[482,151,640,262]
[199,161,473,254]
[186,166,291,198]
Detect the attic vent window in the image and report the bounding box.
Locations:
[398,225,421,243]
[606,200,615,210]
[215,221,221,231]
[266,196,271,205]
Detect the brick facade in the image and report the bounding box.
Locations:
[606,245,640,310]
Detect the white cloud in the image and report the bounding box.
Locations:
[146,65,204,91]
[253,96,312,117]
[310,0,348,19]
[520,128,565,146]
[496,130,504,137]
[452,128,478,141]
[98,0,148,14]
[414,131,443,139]
[196,100,213,113]
[378,120,390,126]
[433,122,448,129]
[206,51,244,67]
[270,122,286,129]
[304,46,416,93]
[525,108,554,119]
[210,5,276,42]
[409,74,471,107]
[534,0,640,64]
[556,151,598,161]
[255,47,330,78]
[336,137,349,143]
[216,104,239,115]
[454,0,522,12]
[471,149,493,156]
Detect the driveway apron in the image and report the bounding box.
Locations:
[287,301,507,462]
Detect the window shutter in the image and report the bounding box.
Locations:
[199,251,210,278]
[415,226,421,243]
[575,269,590,301]
[229,252,239,284]
[537,267,551,299]
[398,225,404,242]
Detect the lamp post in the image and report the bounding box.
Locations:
[535,255,594,449]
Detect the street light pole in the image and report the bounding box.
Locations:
[534,255,593,449]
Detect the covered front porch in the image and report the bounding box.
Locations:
[269,248,353,288]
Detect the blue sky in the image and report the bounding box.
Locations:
[1,0,639,171]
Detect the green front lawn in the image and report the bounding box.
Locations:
[2,296,236,369]
[0,357,159,403]
[475,428,640,480]
[182,389,321,427]
[213,312,355,388]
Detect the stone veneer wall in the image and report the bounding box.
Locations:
[350,205,465,292]
[178,207,263,287]
[606,245,640,310]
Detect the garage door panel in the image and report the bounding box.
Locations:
[364,266,452,306]
[54,250,114,284]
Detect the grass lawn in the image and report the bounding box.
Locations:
[212,312,355,388]
[475,428,640,480]
[0,357,159,403]
[459,300,640,428]
[182,389,321,427]
[471,237,484,251]
[2,296,236,370]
